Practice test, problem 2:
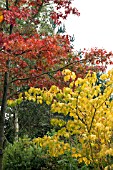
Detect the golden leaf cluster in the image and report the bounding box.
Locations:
[8,69,113,168]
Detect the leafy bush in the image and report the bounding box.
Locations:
[8,69,113,169]
[3,136,89,170]
[3,137,55,170]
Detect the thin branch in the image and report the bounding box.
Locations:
[88,106,96,133]
[47,73,59,83]
[88,84,113,133]
[76,109,88,127]
[8,86,29,99]
[13,49,32,56]
[10,77,29,84]
[75,93,88,128]
[8,58,89,84]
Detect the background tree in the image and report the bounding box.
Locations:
[5,101,52,143]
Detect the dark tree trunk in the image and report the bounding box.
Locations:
[0,71,9,170]
[0,1,13,168]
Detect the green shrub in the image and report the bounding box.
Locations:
[3,136,89,170]
[3,137,49,170]
[3,137,68,170]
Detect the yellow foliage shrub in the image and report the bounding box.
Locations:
[8,69,113,168]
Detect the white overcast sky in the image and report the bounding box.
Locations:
[65,0,113,52]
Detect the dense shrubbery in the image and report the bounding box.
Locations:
[3,136,90,170]
[3,137,57,170]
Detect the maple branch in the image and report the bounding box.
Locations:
[1,49,32,57]
[14,49,32,56]
[10,77,29,83]
[8,73,63,99]
[47,72,66,86]
[8,57,88,85]
[8,87,29,99]
[2,43,49,56]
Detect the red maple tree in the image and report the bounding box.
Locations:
[0,1,80,169]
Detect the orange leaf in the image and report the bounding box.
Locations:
[0,11,3,23]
